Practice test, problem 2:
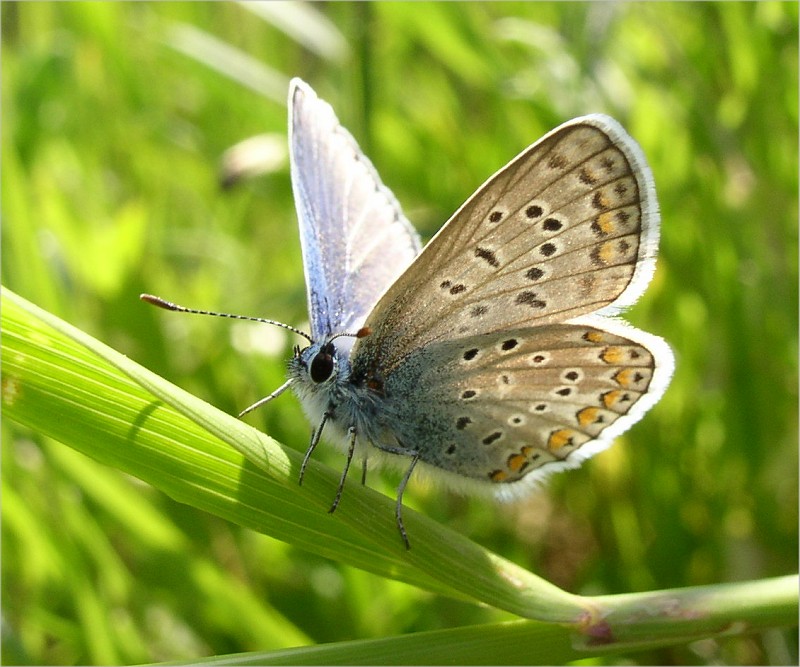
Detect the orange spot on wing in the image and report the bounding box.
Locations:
[507,454,528,472]
[596,212,616,234]
[601,390,624,408]
[613,369,637,387]
[577,407,600,427]
[601,346,624,364]
[548,429,575,451]
[598,242,616,264]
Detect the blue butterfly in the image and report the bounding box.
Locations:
[144,79,673,548]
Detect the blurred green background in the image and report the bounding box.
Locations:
[2,2,797,665]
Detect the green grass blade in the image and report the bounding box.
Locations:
[1,286,586,621]
[154,574,799,665]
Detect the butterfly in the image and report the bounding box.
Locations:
[144,78,674,549]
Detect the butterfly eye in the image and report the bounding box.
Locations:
[310,344,336,383]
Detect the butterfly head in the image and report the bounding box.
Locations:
[290,325,372,384]
[291,340,340,386]
[287,338,356,432]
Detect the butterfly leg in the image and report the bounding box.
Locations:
[299,410,331,485]
[372,441,420,549]
[329,426,357,514]
[395,454,419,550]
[361,457,368,486]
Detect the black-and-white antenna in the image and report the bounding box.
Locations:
[140,294,313,342]
[140,293,312,416]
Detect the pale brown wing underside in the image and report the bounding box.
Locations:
[353,116,659,377]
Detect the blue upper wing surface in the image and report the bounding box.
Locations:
[288,78,422,344]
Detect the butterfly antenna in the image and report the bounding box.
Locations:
[330,326,372,343]
[140,294,313,342]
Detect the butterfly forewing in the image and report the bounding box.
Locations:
[353,116,659,373]
[289,79,422,340]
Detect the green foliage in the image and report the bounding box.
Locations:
[2,2,797,665]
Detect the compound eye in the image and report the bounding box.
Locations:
[310,349,334,383]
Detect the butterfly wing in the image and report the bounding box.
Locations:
[350,115,672,491]
[352,115,660,374]
[381,319,673,496]
[289,78,422,342]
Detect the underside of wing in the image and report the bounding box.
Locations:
[289,79,422,341]
[354,115,659,373]
[380,318,674,498]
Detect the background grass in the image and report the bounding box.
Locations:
[2,2,797,665]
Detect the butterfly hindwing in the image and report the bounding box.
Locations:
[380,319,671,496]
